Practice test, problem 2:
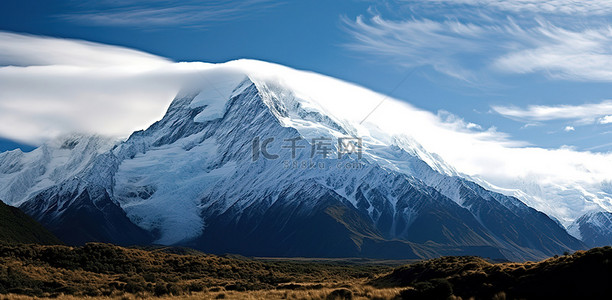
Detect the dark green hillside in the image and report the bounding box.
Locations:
[0,200,62,245]
[373,246,612,299]
[0,242,391,297]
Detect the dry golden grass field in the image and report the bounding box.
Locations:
[0,243,611,299]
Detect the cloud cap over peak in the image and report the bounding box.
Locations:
[0,31,170,67]
[0,32,201,144]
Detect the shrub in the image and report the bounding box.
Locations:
[327,288,353,300]
[166,283,182,295]
[400,279,453,300]
[188,281,204,292]
[154,283,168,296]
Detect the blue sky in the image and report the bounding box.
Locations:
[2,0,612,152]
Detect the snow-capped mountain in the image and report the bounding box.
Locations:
[568,211,612,248]
[0,135,151,245]
[0,60,593,260]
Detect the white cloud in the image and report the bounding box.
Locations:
[493,24,612,81]
[599,115,612,124]
[0,31,170,67]
[437,110,485,131]
[492,100,612,124]
[466,122,482,130]
[521,123,541,129]
[344,15,612,82]
[0,32,227,144]
[564,126,575,132]
[58,0,280,28]
[414,0,612,15]
[342,15,492,81]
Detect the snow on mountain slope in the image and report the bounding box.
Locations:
[98,65,581,259]
[0,59,598,258]
[223,60,611,230]
[472,175,612,229]
[0,134,117,206]
[568,211,612,247]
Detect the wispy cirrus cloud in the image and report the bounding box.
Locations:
[492,100,612,124]
[59,0,280,28]
[343,14,612,82]
[342,15,492,81]
[493,24,612,81]
[411,0,612,15]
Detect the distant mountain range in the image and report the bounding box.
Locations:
[0,60,608,261]
[569,212,612,247]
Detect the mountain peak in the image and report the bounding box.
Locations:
[0,60,591,260]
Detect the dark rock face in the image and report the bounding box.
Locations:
[20,184,153,246]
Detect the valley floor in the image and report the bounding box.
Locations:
[0,243,611,299]
[1,286,406,300]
